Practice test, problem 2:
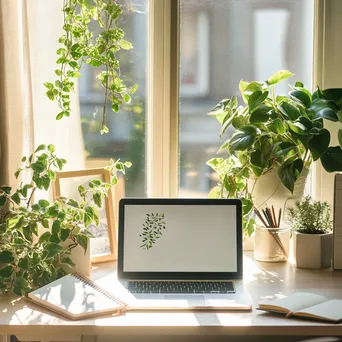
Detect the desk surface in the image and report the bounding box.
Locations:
[1,253,342,337]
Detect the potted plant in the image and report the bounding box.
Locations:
[0,144,129,296]
[288,196,333,269]
[207,70,342,237]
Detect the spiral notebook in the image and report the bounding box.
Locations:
[28,273,128,320]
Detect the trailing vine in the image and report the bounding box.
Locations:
[44,0,138,134]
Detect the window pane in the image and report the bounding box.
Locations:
[79,0,148,205]
[178,0,314,197]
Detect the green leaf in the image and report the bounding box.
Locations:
[0,196,6,206]
[31,161,45,173]
[248,91,269,111]
[279,102,301,121]
[67,199,79,208]
[60,257,76,268]
[0,186,12,194]
[8,215,22,229]
[41,218,49,229]
[249,105,271,123]
[119,39,133,50]
[250,149,265,168]
[76,234,89,253]
[339,129,342,149]
[0,265,13,278]
[35,144,46,153]
[18,258,29,270]
[11,192,20,205]
[322,88,342,109]
[245,218,255,237]
[268,118,285,134]
[241,198,253,216]
[100,125,109,135]
[39,231,51,243]
[288,121,308,135]
[289,89,312,108]
[229,125,258,152]
[52,220,61,235]
[84,207,94,227]
[320,146,342,172]
[124,161,132,168]
[92,193,102,207]
[56,112,64,120]
[0,251,14,263]
[274,142,296,157]
[278,158,304,193]
[43,82,54,90]
[308,98,338,121]
[267,70,294,85]
[44,243,63,258]
[308,128,330,161]
[123,94,131,103]
[129,84,138,94]
[38,199,50,208]
[15,277,28,290]
[60,228,70,242]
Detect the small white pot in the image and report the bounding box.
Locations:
[293,231,333,269]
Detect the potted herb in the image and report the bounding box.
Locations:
[207,70,342,237]
[288,196,333,269]
[0,145,129,296]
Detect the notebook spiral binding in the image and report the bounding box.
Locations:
[71,272,129,309]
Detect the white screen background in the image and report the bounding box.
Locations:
[123,205,237,272]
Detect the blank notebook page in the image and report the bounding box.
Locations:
[29,274,122,315]
[297,299,342,321]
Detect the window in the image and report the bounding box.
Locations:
[178,0,314,197]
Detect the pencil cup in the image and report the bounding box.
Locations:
[254,226,290,262]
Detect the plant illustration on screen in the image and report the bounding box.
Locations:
[139,212,166,250]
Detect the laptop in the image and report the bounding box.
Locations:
[116,198,252,310]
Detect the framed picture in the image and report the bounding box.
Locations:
[53,168,117,263]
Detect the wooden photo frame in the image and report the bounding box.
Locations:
[53,168,117,264]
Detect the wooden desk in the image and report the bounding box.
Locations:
[1,253,342,342]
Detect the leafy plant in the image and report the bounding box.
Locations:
[0,144,130,296]
[44,0,138,134]
[207,70,342,235]
[287,196,332,234]
[139,213,166,250]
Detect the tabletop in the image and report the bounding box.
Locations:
[1,253,342,340]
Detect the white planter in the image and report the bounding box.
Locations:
[249,167,309,215]
[293,231,333,269]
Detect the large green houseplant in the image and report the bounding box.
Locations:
[0,145,129,296]
[0,1,136,295]
[207,70,342,235]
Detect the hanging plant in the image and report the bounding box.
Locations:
[44,0,138,134]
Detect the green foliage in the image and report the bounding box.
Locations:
[207,70,342,235]
[45,0,137,133]
[0,145,129,296]
[287,196,332,234]
[139,213,166,250]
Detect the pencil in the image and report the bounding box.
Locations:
[278,208,282,227]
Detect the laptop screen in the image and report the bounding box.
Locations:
[118,199,242,279]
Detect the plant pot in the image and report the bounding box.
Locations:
[60,239,91,277]
[293,231,333,269]
[249,167,309,215]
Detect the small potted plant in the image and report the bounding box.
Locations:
[288,196,333,269]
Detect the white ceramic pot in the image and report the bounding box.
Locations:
[293,231,333,269]
[249,167,309,215]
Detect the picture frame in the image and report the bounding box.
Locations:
[53,168,117,263]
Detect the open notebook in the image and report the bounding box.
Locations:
[28,273,128,320]
[258,292,342,323]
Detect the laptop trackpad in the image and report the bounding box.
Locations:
[164,295,206,305]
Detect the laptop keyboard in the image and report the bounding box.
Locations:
[127,281,235,294]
